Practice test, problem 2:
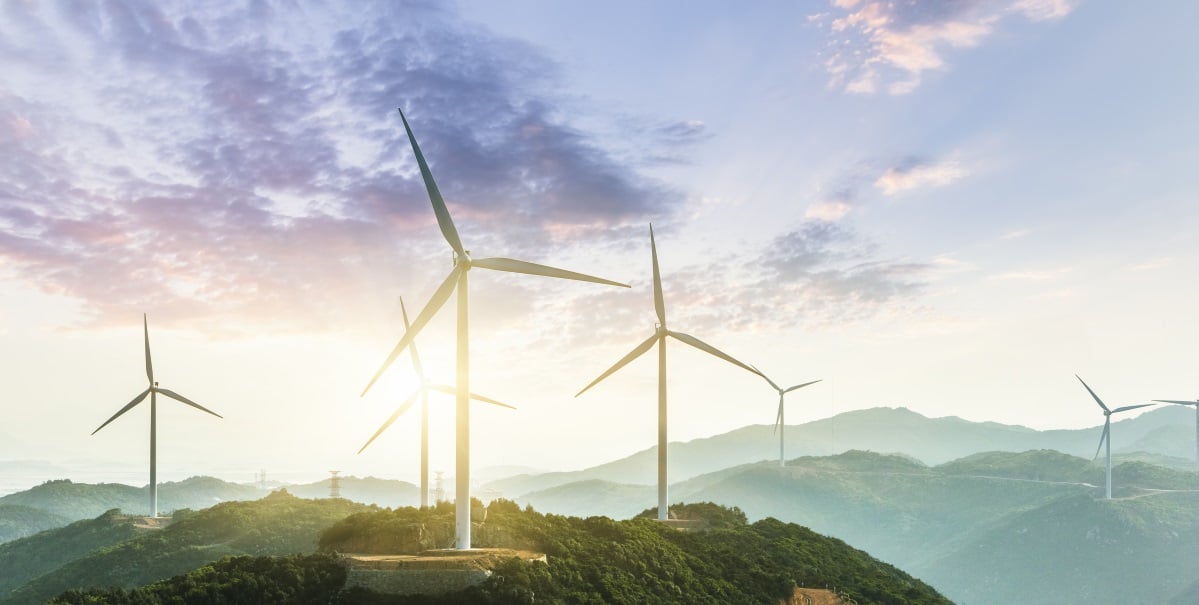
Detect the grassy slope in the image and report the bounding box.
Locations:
[0,490,371,605]
[0,510,141,598]
[0,505,69,544]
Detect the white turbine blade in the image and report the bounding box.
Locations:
[471,257,629,288]
[1112,403,1154,414]
[361,265,462,397]
[576,333,659,397]
[143,314,153,385]
[1092,419,1110,461]
[649,224,666,326]
[397,108,464,257]
[773,399,783,435]
[427,383,517,410]
[752,365,780,391]
[91,388,151,435]
[400,296,428,380]
[784,379,822,394]
[1075,375,1110,412]
[156,388,223,419]
[667,330,761,377]
[1152,399,1199,406]
[357,390,420,454]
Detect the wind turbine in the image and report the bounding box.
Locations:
[361,109,629,549]
[91,314,222,518]
[358,296,516,508]
[576,224,762,520]
[1076,375,1153,499]
[1150,398,1199,471]
[754,369,820,467]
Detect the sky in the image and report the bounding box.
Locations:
[1,0,1197,491]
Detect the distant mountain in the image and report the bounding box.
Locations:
[0,476,266,521]
[485,405,1196,497]
[0,490,372,605]
[0,505,68,544]
[514,449,1198,605]
[285,475,419,508]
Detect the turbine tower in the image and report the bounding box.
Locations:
[1076,375,1153,499]
[1150,398,1199,471]
[92,314,222,518]
[576,224,762,520]
[358,296,515,508]
[754,369,820,467]
[362,109,629,549]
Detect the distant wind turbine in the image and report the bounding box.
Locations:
[754,369,820,467]
[361,109,629,549]
[576,224,762,520]
[1076,375,1153,499]
[91,315,222,518]
[358,296,515,508]
[1150,398,1199,471]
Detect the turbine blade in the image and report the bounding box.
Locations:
[143,314,153,385]
[156,388,223,419]
[472,257,629,288]
[401,296,427,380]
[1152,399,1199,406]
[91,388,151,435]
[752,365,780,391]
[1112,403,1154,414]
[667,330,761,376]
[650,224,666,325]
[784,379,822,394]
[773,400,783,435]
[398,108,464,256]
[576,333,659,397]
[357,390,420,454]
[361,265,462,397]
[427,384,517,410]
[1075,375,1110,412]
[1092,419,1110,461]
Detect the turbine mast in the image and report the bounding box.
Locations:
[456,262,471,548]
[657,332,668,520]
[150,388,157,518]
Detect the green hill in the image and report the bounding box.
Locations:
[286,475,420,508]
[0,509,141,598]
[0,490,372,605]
[0,505,69,544]
[0,476,266,521]
[918,492,1199,605]
[516,449,1199,605]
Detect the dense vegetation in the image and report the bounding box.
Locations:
[0,509,141,597]
[48,554,347,605]
[1,490,371,605]
[0,504,69,543]
[320,500,952,605]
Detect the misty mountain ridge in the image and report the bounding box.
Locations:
[484,404,1195,497]
[514,448,1198,605]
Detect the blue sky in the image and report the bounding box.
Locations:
[1,0,1196,488]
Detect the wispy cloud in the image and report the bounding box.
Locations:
[875,158,968,195]
[820,0,1077,95]
[0,1,691,333]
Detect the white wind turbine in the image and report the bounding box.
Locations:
[754,370,820,467]
[358,296,515,508]
[92,315,222,518]
[1149,397,1199,471]
[576,224,762,520]
[1076,375,1154,499]
[361,109,629,549]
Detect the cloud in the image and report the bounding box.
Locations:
[819,0,1077,95]
[0,1,691,333]
[875,158,967,195]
